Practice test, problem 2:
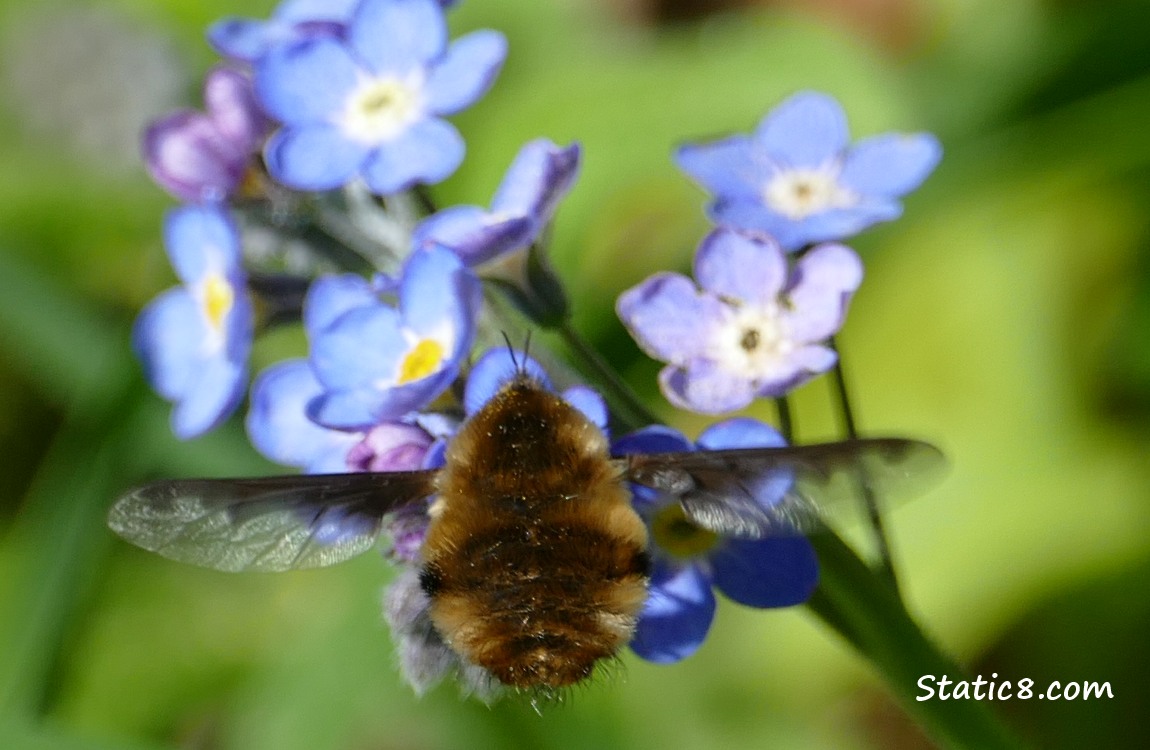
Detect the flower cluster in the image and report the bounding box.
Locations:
[132,0,940,698]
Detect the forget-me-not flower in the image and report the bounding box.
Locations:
[613,419,819,663]
[208,0,361,63]
[305,244,482,429]
[676,91,941,250]
[413,139,582,267]
[618,228,863,413]
[133,206,254,439]
[255,0,507,194]
[142,66,269,203]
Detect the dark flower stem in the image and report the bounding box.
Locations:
[556,319,663,430]
[774,396,794,443]
[828,335,900,595]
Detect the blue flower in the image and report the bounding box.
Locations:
[254,0,506,194]
[305,245,482,429]
[617,228,863,413]
[613,419,819,663]
[133,206,253,439]
[208,0,361,63]
[142,66,269,203]
[412,139,581,267]
[676,91,941,250]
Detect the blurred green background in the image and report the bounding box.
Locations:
[1,0,1148,748]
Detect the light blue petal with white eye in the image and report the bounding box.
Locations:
[491,139,582,219]
[350,0,446,74]
[247,359,359,472]
[693,229,786,305]
[782,243,863,343]
[675,136,764,201]
[711,536,818,608]
[263,123,369,191]
[561,385,608,432]
[310,304,408,390]
[753,91,848,167]
[463,348,550,414]
[361,118,465,194]
[629,562,716,664]
[617,272,725,363]
[304,274,379,336]
[840,133,942,197]
[255,37,359,123]
[164,206,240,284]
[424,30,507,115]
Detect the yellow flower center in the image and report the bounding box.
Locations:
[397,339,444,384]
[650,502,719,559]
[343,77,421,143]
[200,272,234,332]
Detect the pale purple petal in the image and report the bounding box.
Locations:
[143,112,242,203]
[413,207,534,266]
[751,345,837,398]
[782,243,863,342]
[346,422,433,472]
[617,273,725,363]
[753,91,848,167]
[693,229,786,305]
[491,140,582,219]
[203,67,267,147]
[660,359,756,414]
[424,30,507,115]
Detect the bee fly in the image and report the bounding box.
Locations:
[108,371,942,690]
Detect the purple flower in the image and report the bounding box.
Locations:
[254,0,507,194]
[133,206,253,438]
[305,245,482,429]
[618,228,863,414]
[412,139,581,267]
[142,67,269,203]
[208,0,360,63]
[677,91,941,250]
[613,419,818,663]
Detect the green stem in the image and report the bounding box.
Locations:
[828,335,900,594]
[806,531,1028,749]
[774,396,794,443]
[556,319,662,430]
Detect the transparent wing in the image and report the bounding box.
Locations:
[621,438,945,539]
[107,471,438,572]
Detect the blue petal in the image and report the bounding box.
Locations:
[398,245,469,337]
[711,536,818,608]
[791,202,903,245]
[560,385,608,432]
[207,19,279,62]
[658,359,756,415]
[696,418,786,451]
[612,425,692,457]
[782,243,863,343]
[463,348,550,414]
[278,0,360,22]
[171,356,247,439]
[616,272,725,364]
[310,373,452,428]
[310,304,408,390]
[164,206,241,284]
[413,207,534,266]
[424,30,507,115]
[255,37,359,123]
[304,274,379,336]
[753,91,848,168]
[263,123,368,191]
[629,562,716,664]
[350,0,446,74]
[133,289,202,402]
[246,359,359,472]
[840,133,941,198]
[361,118,464,194]
[674,136,765,201]
[707,196,802,250]
[491,139,581,220]
[693,229,786,306]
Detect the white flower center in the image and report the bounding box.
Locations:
[342,75,423,143]
[763,167,856,220]
[712,303,793,379]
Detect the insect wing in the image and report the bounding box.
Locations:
[623,438,945,539]
[108,471,437,572]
